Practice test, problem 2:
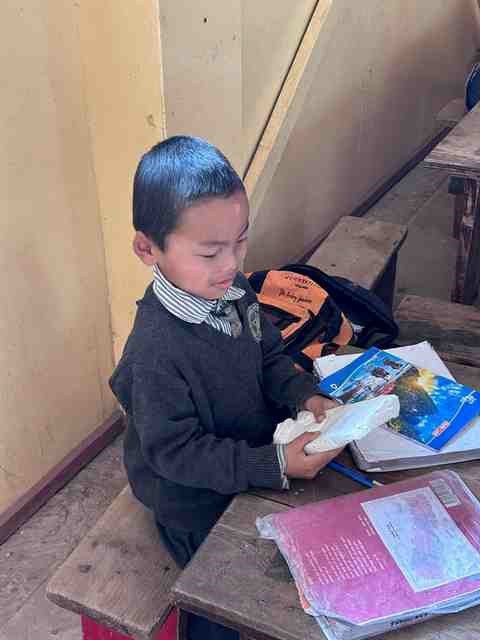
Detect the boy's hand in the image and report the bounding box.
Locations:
[303,394,338,422]
[285,432,343,480]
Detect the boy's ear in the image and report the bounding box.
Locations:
[132,231,159,266]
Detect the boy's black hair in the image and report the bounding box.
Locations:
[133,136,245,250]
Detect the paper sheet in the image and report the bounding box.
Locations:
[274,396,400,453]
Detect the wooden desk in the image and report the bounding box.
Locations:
[424,101,480,304]
[172,459,480,640]
[395,295,480,371]
[308,216,407,311]
[172,361,480,640]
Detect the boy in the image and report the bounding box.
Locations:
[109,136,342,639]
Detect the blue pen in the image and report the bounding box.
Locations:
[327,461,383,488]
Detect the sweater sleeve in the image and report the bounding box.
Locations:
[128,362,284,495]
[260,309,319,413]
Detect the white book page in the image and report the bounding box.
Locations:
[314,342,480,462]
[362,487,480,591]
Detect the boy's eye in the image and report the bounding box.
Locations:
[199,253,218,259]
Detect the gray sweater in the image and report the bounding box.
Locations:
[109,273,318,531]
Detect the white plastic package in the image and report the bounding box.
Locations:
[273,395,400,453]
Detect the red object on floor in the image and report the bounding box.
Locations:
[81,608,178,640]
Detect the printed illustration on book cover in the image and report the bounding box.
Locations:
[320,348,480,451]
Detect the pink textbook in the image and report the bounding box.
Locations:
[256,470,480,627]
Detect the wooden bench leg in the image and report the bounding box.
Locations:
[372,253,397,311]
[452,177,480,304]
[81,616,133,639]
[453,191,466,240]
[81,609,178,640]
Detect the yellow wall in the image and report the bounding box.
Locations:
[158,0,316,175]
[72,0,480,357]
[245,0,480,270]
[159,1,243,170]
[77,0,166,364]
[243,0,317,171]
[0,1,115,511]
[87,0,316,357]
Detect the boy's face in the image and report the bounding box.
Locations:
[137,190,249,300]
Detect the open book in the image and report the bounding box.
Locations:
[315,342,480,471]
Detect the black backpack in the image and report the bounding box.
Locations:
[248,263,399,372]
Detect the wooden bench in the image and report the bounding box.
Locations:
[395,294,480,386]
[46,215,407,640]
[47,486,181,640]
[308,215,407,310]
[424,100,480,304]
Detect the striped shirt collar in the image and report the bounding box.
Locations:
[152,264,245,324]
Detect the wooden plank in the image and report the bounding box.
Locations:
[47,486,180,640]
[172,494,319,640]
[244,0,333,221]
[1,434,127,632]
[425,100,480,176]
[307,216,407,290]
[173,487,480,640]
[447,361,480,391]
[396,295,480,368]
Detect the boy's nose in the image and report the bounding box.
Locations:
[224,251,238,272]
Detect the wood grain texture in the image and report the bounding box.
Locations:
[47,487,180,640]
[172,494,322,640]
[173,478,480,640]
[1,435,126,629]
[452,178,480,304]
[396,295,480,368]
[425,101,480,176]
[425,101,480,303]
[447,362,480,391]
[307,216,407,290]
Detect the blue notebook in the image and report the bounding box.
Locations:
[318,347,480,451]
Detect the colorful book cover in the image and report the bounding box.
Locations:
[318,347,480,450]
[256,470,480,627]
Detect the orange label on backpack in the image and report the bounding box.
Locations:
[260,270,328,315]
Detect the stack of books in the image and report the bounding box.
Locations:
[257,470,480,639]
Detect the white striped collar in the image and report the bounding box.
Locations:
[152,264,245,324]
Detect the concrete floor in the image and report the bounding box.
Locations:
[0,161,470,639]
